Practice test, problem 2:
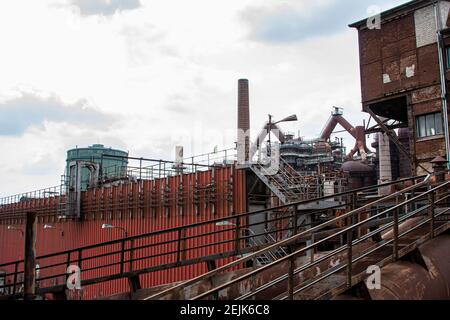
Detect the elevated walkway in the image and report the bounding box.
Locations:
[0,176,440,300]
[144,178,450,300]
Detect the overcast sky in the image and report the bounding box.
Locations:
[0,0,406,196]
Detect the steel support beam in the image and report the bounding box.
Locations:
[23,211,37,300]
[366,106,430,175]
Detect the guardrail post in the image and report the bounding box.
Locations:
[235,217,241,255]
[428,192,436,239]
[120,240,125,274]
[393,209,399,261]
[346,230,352,288]
[287,247,295,300]
[177,229,182,263]
[292,205,298,235]
[129,239,135,272]
[410,190,416,212]
[77,249,82,270]
[66,252,71,284]
[351,192,357,211]
[12,262,18,295]
[23,211,37,300]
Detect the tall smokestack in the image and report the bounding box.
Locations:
[238,79,250,163]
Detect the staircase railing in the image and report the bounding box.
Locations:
[197,179,449,301]
[250,157,345,205]
[0,175,426,299]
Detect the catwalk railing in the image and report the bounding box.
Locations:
[148,176,450,300]
[0,175,425,298]
[0,180,68,217]
[100,147,237,182]
[0,148,238,219]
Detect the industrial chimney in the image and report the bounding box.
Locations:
[237,79,250,163]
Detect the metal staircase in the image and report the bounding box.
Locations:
[250,159,348,241]
[1,175,436,301]
[146,177,450,301]
[246,229,288,266]
[250,158,323,204]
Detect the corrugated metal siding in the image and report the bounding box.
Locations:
[0,165,246,299]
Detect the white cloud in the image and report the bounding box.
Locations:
[70,0,142,16]
[0,91,115,135]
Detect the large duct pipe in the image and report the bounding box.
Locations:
[348,126,368,160]
[321,113,368,159]
[320,116,339,140]
[321,115,359,140]
[238,79,250,162]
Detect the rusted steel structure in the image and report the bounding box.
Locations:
[0,162,247,299]
[145,177,449,300]
[320,108,369,160]
[350,0,450,175]
[23,211,37,300]
[0,175,423,300]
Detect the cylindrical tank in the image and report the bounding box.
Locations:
[342,161,376,189]
[66,144,128,190]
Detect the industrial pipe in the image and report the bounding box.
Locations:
[434,2,450,169]
[321,113,368,159]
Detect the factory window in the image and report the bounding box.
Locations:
[416,112,444,138]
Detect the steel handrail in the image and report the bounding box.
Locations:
[146,175,431,300]
[0,176,428,297]
[191,178,446,300]
[0,175,422,268]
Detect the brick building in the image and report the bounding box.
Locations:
[350,0,450,176]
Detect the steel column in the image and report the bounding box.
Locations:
[346,230,353,288]
[393,209,399,261]
[23,211,37,300]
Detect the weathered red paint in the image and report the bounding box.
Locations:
[0,165,247,299]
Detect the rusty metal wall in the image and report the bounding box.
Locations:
[334,234,450,300]
[0,165,247,299]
